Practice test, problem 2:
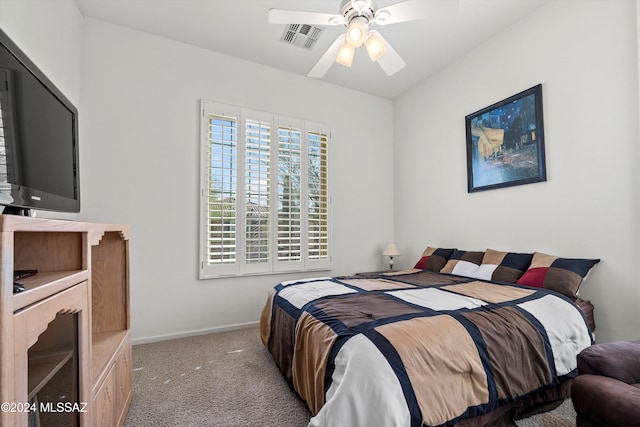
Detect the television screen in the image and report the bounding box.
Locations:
[0,28,79,214]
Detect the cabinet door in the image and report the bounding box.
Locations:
[12,281,89,427]
[92,365,116,427]
[114,341,132,426]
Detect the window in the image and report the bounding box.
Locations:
[200,101,331,278]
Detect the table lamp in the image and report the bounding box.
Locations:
[382,243,401,271]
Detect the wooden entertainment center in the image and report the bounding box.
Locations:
[0,216,131,427]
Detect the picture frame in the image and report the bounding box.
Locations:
[465,84,546,193]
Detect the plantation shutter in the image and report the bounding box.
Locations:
[200,101,331,278]
[201,103,240,276]
[242,111,272,274]
[275,118,304,271]
[306,122,330,269]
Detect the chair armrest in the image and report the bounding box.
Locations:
[572,374,640,427]
[577,340,640,384]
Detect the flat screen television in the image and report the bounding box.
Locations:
[0,28,79,215]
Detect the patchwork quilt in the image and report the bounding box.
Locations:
[260,270,593,427]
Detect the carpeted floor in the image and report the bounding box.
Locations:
[123,327,576,427]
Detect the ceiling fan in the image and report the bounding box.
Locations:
[268,0,455,78]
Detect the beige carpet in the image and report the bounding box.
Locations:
[123,327,576,427]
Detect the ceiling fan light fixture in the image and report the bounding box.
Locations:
[351,0,372,14]
[336,41,355,67]
[269,0,417,78]
[346,18,367,48]
[365,31,387,62]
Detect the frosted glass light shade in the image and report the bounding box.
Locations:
[365,31,388,62]
[346,19,367,48]
[336,42,355,67]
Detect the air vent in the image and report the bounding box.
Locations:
[280,24,325,50]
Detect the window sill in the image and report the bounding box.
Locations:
[199,266,332,280]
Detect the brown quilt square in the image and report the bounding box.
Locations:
[314,293,422,328]
[462,307,551,399]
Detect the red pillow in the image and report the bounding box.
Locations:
[515,267,546,288]
[414,256,429,269]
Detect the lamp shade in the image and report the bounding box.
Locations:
[336,41,355,67]
[346,19,367,48]
[365,31,388,62]
[382,243,401,257]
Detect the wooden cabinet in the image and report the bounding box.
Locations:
[0,216,130,427]
[92,340,130,427]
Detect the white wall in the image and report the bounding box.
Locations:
[79,19,394,342]
[394,0,640,343]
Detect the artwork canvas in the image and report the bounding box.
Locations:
[465,84,546,192]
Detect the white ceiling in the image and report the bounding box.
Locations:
[74,0,549,99]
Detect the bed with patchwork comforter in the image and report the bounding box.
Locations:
[260,270,593,427]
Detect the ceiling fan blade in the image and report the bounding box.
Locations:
[370,31,406,76]
[374,0,459,26]
[268,8,344,26]
[308,35,344,79]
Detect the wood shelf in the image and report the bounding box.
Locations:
[13,270,89,311]
[28,350,73,399]
[91,330,129,387]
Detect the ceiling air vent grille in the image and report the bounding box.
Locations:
[280,24,325,50]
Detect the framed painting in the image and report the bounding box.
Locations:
[465,84,546,193]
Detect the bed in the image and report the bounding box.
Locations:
[260,248,598,427]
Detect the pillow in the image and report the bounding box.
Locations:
[472,249,533,283]
[516,252,600,298]
[440,250,484,277]
[414,247,455,272]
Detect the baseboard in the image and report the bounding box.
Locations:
[131,321,259,345]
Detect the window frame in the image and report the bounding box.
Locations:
[199,101,332,279]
